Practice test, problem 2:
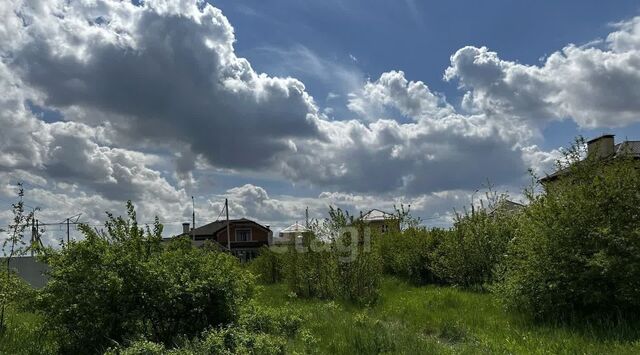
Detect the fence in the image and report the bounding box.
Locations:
[1,256,49,288]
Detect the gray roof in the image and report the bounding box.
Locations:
[614,141,640,158]
[488,199,525,215]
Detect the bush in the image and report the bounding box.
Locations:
[496,142,640,320]
[0,271,36,312]
[276,208,383,305]
[281,232,339,300]
[334,226,382,305]
[37,202,253,353]
[375,227,444,285]
[109,327,287,355]
[140,239,254,343]
[248,246,284,284]
[431,207,516,288]
[108,304,301,355]
[238,303,303,338]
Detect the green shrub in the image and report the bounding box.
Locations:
[0,271,36,312]
[282,232,339,300]
[248,246,284,284]
[334,228,382,305]
[431,208,516,288]
[238,303,303,338]
[496,141,640,319]
[375,227,444,285]
[37,202,253,353]
[139,239,254,344]
[109,304,301,355]
[277,208,383,305]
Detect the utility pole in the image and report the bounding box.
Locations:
[66,218,70,244]
[35,219,39,256]
[225,198,231,250]
[30,217,35,257]
[305,206,309,228]
[191,196,195,240]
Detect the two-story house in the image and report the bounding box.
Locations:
[358,209,400,234]
[177,218,273,262]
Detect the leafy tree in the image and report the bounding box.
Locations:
[37,202,253,353]
[496,139,640,319]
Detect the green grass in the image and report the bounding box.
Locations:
[254,277,640,354]
[0,307,58,355]
[3,277,640,354]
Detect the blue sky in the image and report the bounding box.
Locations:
[3,0,640,243]
[217,0,640,149]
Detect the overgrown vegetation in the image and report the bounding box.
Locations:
[36,202,255,353]
[253,278,640,354]
[0,183,35,332]
[106,304,303,354]
[255,207,382,304]
[253,197,517,294]
[430,204,516,288]
[495,139,640,320]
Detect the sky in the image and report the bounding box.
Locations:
[2,0,640,246]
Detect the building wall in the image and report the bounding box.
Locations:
[214,223,270,245]
[1,256,49,288]
[367,219,400,234]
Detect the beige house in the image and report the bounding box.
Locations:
[358,209,400,234]
[275,222,310,245]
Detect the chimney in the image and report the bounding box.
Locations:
[182,222,190,234]
[587,134,615,160]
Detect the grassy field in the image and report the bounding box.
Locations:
[0,307,58,355]
[2,277,640,354]
[254,278,640,354]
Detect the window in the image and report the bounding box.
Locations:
[381,224,389,233]
[235,228,251,242]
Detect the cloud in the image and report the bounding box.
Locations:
[7,0,321,171]
[3,0,640,243]
[445,17,640,128]
[283,70,543,194]
[205,183,471,232]
[252,44,365,99]
[347,70,454,120]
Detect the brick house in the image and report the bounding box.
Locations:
[177,219,273,262]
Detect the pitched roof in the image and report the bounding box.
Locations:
[614,141,640,158]
[488,199,525,215]
[183,218,269,237]
[280,222,309,234]
[360,209,395,222]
